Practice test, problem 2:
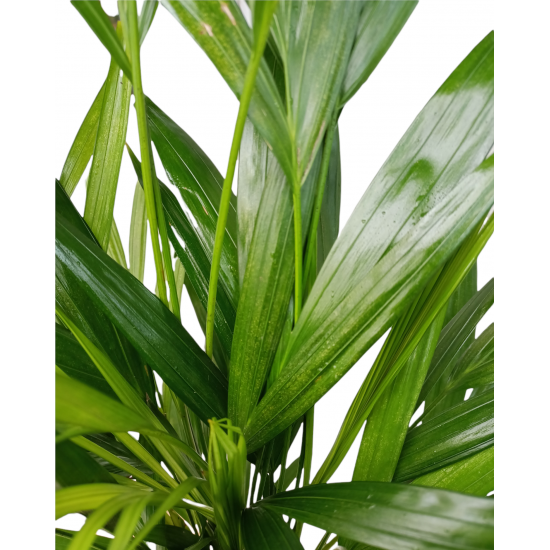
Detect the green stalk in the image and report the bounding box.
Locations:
[125,2,179,317]
[303,113,338,286]
[294,407,314,537]
[277,428,292,493]
[205,17,274,359]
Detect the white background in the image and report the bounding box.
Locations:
[1,0,548,548]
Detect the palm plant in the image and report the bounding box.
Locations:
[55,1,494,549]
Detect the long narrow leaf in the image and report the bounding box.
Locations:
[129,182,148,282]
[242,507,304,550]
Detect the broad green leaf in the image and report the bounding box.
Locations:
[127,145,235,364]
[257,482,494,550]
[245,33,494,451]
[55,324,118,399]
[412,445,494,497]
[55,529,113,550]
[56,181,153,399]
[71,0,133,81]
[339,1,418,106]
[56,439,114,488]
[59,83,105,196]
[146,98,239,305]
[107,219,128,268]
[229,143,320,429]
[352,308,446,483]
[129,182,147,282]
[56,210,228,422]
[271,1,361,182]
[56,483,149,520]
[161,0,292,177]
[242,507,304,550]
[84,42,132,250]
[418,279,494,411]
[316,126,341,272]
[56,372,154,435]
[139,524,199,549]
[139,0,159,45]
[237,120,269,287]
[394,387,494,482]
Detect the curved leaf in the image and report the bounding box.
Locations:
[412,445,494,497]
[242,507,304,550]
[245,33,494,451]
[340,1,418,106]
[129,182,148,282]
[394,386,494,482]
[56,212,228,422]
[257,482,494,550]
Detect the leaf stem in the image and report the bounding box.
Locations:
[205,13,274,358]
[125,2,179,317]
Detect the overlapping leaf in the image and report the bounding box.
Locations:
[242,507,304,550]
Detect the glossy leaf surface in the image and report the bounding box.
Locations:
[245,34,494,451]
[394,387,494,482]
[257,482,494,550]
[84,47,132,249]
[241,507,304,550]
[412,445,494,496]
[56,211,228,422]
[340,1,418,105]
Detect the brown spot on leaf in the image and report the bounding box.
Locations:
[220,2,236,25]
[200,22,214,37]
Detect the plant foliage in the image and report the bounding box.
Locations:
[56,1,494,549]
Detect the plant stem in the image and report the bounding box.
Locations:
[205,19,273,359]
[294,406,314,537]
[277,428,292,493]
[125,2,179,317]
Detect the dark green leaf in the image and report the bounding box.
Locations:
[418,279,494,411]
[229,142,320,429]
[245,34,494,451]
[242,507,304,550]
[162,0,292,177]
[340,1,418,106]
[84,47,132,250]
[59,82,105,196]
[353,308,446,482]
[394,386,494,482]
[55,323,118,399]
[56,209,228,422]
[56,439,114,488]
[142,524,199,549]
[146,98,239,306]
[127,144,236,365]
[71,0,133,81]
[257,482,494,550]
[412,445,494,497]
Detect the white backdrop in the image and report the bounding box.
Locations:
[53,1,494,547]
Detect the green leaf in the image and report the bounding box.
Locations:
[162,0,292,178]
[56,324,117,399]
[146,98,239,305]
[242,507,304,550]
[418,279,494,411]
[140,524,199,549]
[316,126,341,272]
[339,1,418,106]
[107,219,128,268]
[257,482,494,550]
[56,209,228,422]
[139,0,159,45]
[84,41,132,250]
[245,33,494,452]
[59,82,105,196]
[271,1,360,182]
[129,182,148,282]
[127,144,236,364]
[56,372,154,436]
[352,308,446,483]
[55,529,113,550]
[56,483,149,520]
[394,386,494,482]
[71,0,133,81]
[412,445,494,497]
[56,439,114,488]
[56,182,152,399]
[229,142,320,429]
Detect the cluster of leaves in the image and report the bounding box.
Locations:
[56,1,494,549]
